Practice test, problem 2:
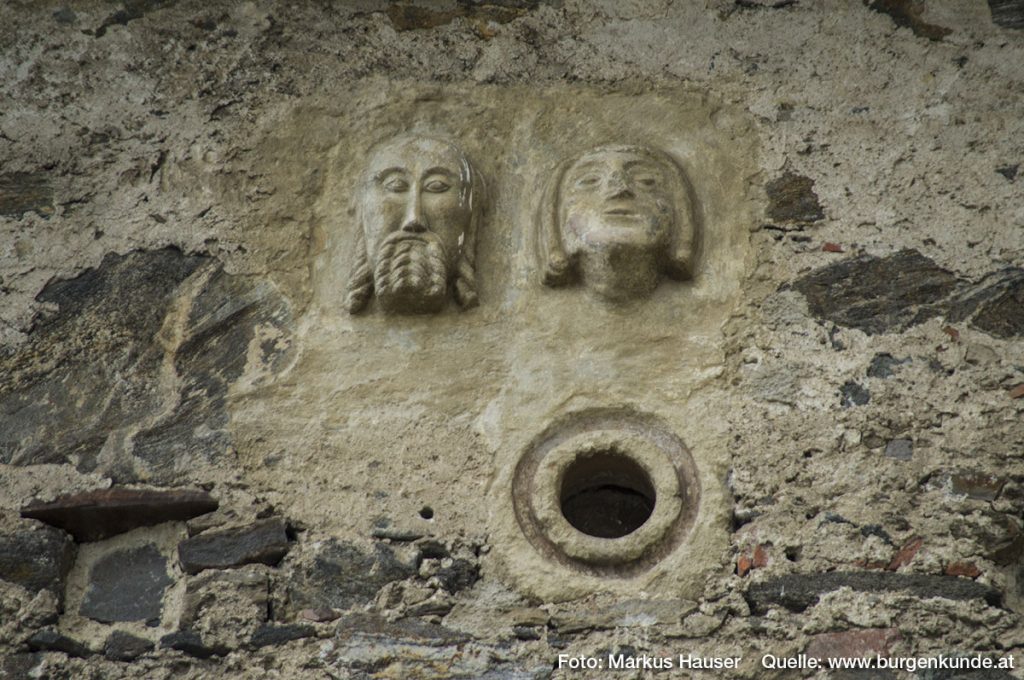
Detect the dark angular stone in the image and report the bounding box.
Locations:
[0,172,53,219]
[286,540,417,612]
[867,353,910,378]
[996,163,1020,180]
[159,630,228,659]
[840,381,870,407]
[177,518,289,575]
[22,487,218,542]
[866,0,952,40]
[435,558,480,593]
[0,248,205,469]
[745,571,1002,614]
[26,629,91,658]
[948,268,1024,339]
[103,630,154,661]
[0,522,75,600]
[0,248,293,485]
[885,439,913,460]
[131,267,294,484]
[791,249,958,335]
[250,623,316,648]
[988,0,1024,29]
[80,544,172,624]
[765,173,824,224]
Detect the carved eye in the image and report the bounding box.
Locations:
[575,175,600,188]
[383,177,409,193]
[424,179,452,193]
[635,176,659,188]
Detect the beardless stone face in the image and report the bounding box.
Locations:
[559,148,674,256]
[360,137,473,313]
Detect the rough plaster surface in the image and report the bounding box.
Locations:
[1,0,1023,678]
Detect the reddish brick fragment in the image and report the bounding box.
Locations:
[887,537,923,571]
[737,553,753,577]
[945,561,981,578]
[822,242,844,253]
[753,544,771,568]
[1009,384,1024,399]
[942,325,960,342]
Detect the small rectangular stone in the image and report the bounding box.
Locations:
[250,623,316,648]
[177,518,289,575]
[745,572,1001,614]
[884,439,913,460]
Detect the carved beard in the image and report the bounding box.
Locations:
[373,232,449,314]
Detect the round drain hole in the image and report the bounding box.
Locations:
[560,451,655,538]
[527,431,686,567]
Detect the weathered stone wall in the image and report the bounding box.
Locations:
[1,0,1023,678]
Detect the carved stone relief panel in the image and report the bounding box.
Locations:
[235,82,756,603]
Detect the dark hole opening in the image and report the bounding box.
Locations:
[559,451,655,539]
[419,506,434,520]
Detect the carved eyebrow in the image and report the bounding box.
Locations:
[422,166,458,179]
[568,161,603,175]
[372,167,407,182]
[623,159,660,172]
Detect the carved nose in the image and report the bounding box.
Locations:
[402,191,426,232]
[605,173,634,200]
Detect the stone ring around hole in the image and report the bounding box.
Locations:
[530,431,682,566]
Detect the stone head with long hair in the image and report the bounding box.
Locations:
[538,144,697,302]
[345,136,483,314]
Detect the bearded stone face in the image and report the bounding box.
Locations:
[359,137,474,314]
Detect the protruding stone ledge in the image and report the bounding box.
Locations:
[21,487,218,542]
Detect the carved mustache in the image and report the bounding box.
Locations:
[378,226,450,261]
